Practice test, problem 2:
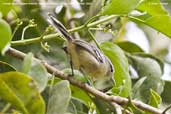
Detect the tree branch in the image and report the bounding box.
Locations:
[6,47,163,114]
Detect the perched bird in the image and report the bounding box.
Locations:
[48,14,115,90]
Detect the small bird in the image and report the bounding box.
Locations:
[48,14,115,90]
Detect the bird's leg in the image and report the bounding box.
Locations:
[69,59,74,76]
[62,46,74,77]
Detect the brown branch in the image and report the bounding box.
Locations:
[6,47,163,114]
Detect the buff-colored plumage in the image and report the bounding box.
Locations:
[48,14,115,90]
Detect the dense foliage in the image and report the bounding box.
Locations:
[0,0,171,114]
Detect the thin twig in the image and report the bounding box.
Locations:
[11,15,116,46]
[0,103,11,113]
[162,104,171,114]
[6,47,163,114]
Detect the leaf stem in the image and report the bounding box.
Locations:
[11,19,23,40]
[11,15,116,46]
[88,29,101,49]
[1,103,11,113]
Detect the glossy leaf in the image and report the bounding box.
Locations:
[128,53,164,102]
[132,77,147,96]
[28,60,48,92]
[100,42,132,97]
[63,68,86,82]
[93,97,116,114]
[0,61,16,73]
[130,0,171,37]
[47,80,71,114]
[144,16,171,37]
[0,19,12,54]
[70,85,92,105]
[116,41,144,53]
[22,53,33,74]
[161,81,171,103]
[64,69,92,105]
[21,53,48,92]
[129,53,163,76]
[137,78,163,103]
[131,15,171,38]
[136,0,168,15]
[148,89,161,108]
[0,72,45,114]
[101,0,141,15]
[67,98,89,114]
[0,0,13,16]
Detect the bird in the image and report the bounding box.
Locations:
[48,13,115,90]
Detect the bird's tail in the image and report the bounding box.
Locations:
[48,13,73,41]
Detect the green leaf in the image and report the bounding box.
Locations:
[28,60,48,92]
[22,53,33,74]
[128,52,164,75]
[21,53,48,92]
[101,0,141,15]
[70,85,92,106]
[148,89,161,108]
[64,69,93,105]
[130,0,171,38]
[0,18,12,54]
[0,71,45,114]
[116,41,144,53]
[161,81,171,103]
[132,77,147,96]
[63,68,86,82]
[100,42,132,97]
[0,0,13,16]
[47,80,71,114]
[136,78,164,103]
[128,53,164,102]
[145,16,171,37]
[67,97,89,114]
[0,61,16,73]
[70,85,92,105]
[0,12,2,18]
[130,15,171,38]
[93,97,116,114]
[136,0,168,15]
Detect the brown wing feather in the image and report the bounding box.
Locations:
[74,40,105,63]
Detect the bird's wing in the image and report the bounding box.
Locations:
[74,40,105,63]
